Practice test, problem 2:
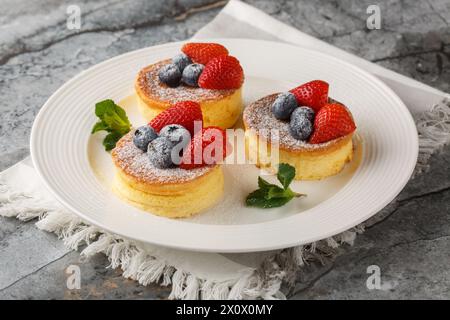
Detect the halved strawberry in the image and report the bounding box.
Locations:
[149,101,202,136]
[181,42,229,65]
[309,103,356,144]
[198,55,244,90]
[180,126,230,169]
[289,80,329,113]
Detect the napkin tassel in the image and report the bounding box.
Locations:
[414,98,450,176]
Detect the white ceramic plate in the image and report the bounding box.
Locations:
[31,39,418,253]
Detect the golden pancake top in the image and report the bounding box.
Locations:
[243,94,353,154]
[135,59,236,106]
[112,131,215,185]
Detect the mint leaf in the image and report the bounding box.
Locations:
[91,99,132,151]
[95,99,131,135]
[91,121,110,134]
[277,163,295,189]
[257,176,289,199]
[266,186,288,199]
[245,163,305,209]
[262,196,294,208]
[258,176,277,189]
[103,132,122,151]
[246,189,270,207]
[246,189,293,208]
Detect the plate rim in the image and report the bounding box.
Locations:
[30,38,419,252]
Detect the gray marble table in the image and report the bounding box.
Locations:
[0,0,449,299]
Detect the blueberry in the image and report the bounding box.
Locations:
[159,124,191,165]
[159,124,191,149]
[295,106,315,122]
[181,63,204,87]
[271,92,298,120]
[172,53,192,72]
[133,125,158,152]
[289,108,313,141]
[147,136,175,169]
[158,63,181,87]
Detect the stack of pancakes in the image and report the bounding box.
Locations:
[243,94,354,180]
[135,60,242,129]
[111,132,224,218]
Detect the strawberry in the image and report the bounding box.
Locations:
[180,126,230,169]
[149,101,202,136]
[198,55,244,90]
[181,42,229,65]
[289,80,329,113]
[309,103,356,144]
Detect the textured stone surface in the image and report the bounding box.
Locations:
[0,0,449,299]
[291,144,450,299]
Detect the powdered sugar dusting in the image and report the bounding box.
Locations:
[243,94,343,151]
[112,132,213,184]
[136,60,235,104]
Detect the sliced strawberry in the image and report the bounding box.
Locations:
[181,42,229,65]
[309,103,356,144]
[149,101,202,136]
[198,55,244,90]
[180,126,230,169]
[289,80,329,113]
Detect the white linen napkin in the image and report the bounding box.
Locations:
[1,0,449,300]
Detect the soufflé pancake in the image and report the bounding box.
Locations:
[135,42,244,129]
[243,81,356,181]
[111,101,228,218]
[111,132,223,218]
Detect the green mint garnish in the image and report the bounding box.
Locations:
[91,99,131,151]
[246,163,305,208]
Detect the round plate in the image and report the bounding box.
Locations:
[31,39,418,253]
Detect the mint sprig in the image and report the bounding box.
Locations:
[246,163,305,208]
[91,99,131,151]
